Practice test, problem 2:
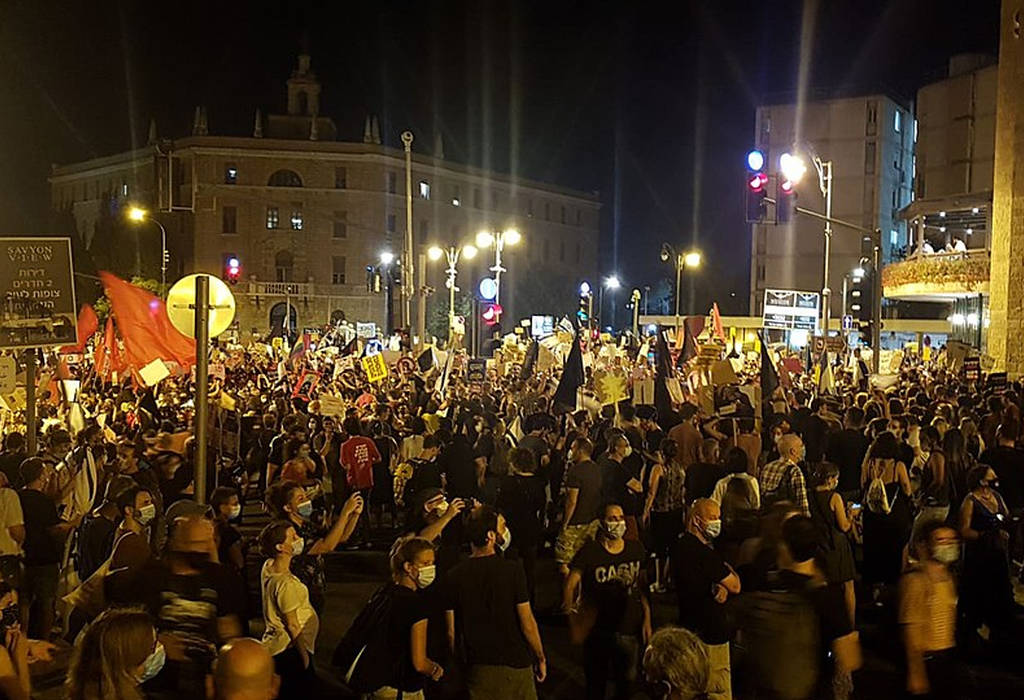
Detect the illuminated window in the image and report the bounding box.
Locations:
[290,207,303,230]
[225,166,237,184]
[266,206,279,229]
[419,180,430,199]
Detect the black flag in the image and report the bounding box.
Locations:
[759,331,779,403]
[520,339,539,380]
[552,333,584,413]
[654,326,675,425]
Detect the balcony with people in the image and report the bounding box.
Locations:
[882,194,991,301]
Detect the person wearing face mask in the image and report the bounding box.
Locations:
[258,520,319,696]
[138,515,244,697]
[353,537,445,699]
[670,499,739,700]
[598,434,644,541]
[211,487,246,573]
[444,506,546,699]
[66,607,162,700]
[266,480,363,612]
[900,522,962,698]
[556,438,602,577]
[958,464,1014,646]
[564,504,651,700]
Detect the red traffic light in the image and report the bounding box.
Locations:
[225,255,241,285]
[481,303,503,326]
[780,179,795,193]
[747,173,768,192]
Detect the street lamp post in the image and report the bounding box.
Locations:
[660,243,702,332]
[476,228,521,307]
[428,243,478,335]
[379,251,395,334]
[780,150,833,334]
[127,206,169,296]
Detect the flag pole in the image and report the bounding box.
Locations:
[194,275,210,504]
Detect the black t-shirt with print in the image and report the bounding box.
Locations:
[570,538,647,633]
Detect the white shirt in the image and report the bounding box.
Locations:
[0,488,24,557]
[261,559,319,656]
[710,473,761,510]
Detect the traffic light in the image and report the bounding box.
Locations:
[849,266,872,344]
[776,177,797,223]
[481,303,503,327]
[745,149,768,224]
[577,293,590,325]
[224,255,241,285]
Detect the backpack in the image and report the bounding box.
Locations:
[864,461,894,515]
[739,587,821,700]
[331,584,402,692]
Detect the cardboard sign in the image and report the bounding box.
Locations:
[632,378,655,406]
[334,355,355,379]
[811,336,847,354]
[467,358,486,384]
[318,394,345,417]
[710,359,739,387]
[0,356,15,395]
[594,370,628,406]
[963,356,981,382]
[292,370,321,399]
[139,358,170,387]
[210,362,226,381]
[271,337,284,351]
[356,322,378,339]
[987,371,1008,391]
[361,353,389,383]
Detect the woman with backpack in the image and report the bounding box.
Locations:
[860,433,913,597]
[259,520,320,696]
[335,536,444,700]
[808,463,857,625]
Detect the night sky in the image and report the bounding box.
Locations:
[0,0,1000,315]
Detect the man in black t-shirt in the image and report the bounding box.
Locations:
[827,407,870,497]
[18,458,73,640]
[671,498,740,700]
[598,433,644,539]
[566,503,650,700]
[980,420,1024,512]
[140,516,244,698]
[444,506,546,699]
[684,439,724,502]
[737,516,860,700]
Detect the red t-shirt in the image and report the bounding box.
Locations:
[340,436,382,490]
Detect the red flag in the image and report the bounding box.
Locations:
[61,304,99,353]
[94,318,113,379]
[711,303,727,344]
[99,272,196,371]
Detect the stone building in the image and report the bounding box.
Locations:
[49,54,601,340]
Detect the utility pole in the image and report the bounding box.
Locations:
[401,131,415,335]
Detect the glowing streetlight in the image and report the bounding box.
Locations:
[380,251,395,265]
[605,275,621,290]
[684,251,702,268]
[852,267,865,279]
[476,231,495,248]
[779,152,807,185]
[125,205,168,296]
[427,243,478,334]
[660,243,704,329]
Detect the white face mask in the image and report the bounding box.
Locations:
[290,537,305,556]
[415,564,436,588]
[704,519,722,539]
[933,543,960,564]
[623,445,633,458]
[604,520,627,539]
[136,503,156,526]
[227,505,242,521]
[432,500,449,517]
[497,527,512,552]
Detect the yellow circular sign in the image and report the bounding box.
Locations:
[166,274,236,339]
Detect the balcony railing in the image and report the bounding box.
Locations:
[246,280,314,296]
[882,249,990,299]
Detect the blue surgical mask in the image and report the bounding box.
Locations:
[138,641,166,683]
[297,500,313,519]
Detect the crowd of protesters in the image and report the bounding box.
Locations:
[0,325,1020,699]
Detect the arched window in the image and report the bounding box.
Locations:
[268,169,303,187]
[275,250,294,282]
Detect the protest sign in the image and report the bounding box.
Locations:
[362,353,389,383]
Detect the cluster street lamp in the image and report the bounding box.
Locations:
[428,243,478,332]
[660,243,702,331]
[779,149,834,333]
[127,206,169,297]
[475,228,521,306]
[378,251,396,334]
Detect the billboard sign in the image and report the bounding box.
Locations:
[762,289,819,331]
[0,237,78,349]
